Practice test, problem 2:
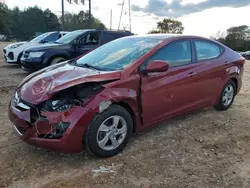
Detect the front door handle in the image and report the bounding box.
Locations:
[188,72,197,77]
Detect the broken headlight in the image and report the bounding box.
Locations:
[42,98,75,112]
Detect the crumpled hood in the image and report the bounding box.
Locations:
[18,63,121,104]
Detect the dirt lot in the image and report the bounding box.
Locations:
[1,42,250,188]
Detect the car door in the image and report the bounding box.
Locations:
[191,40,226,106]
[140,40,201,126]
[74,31,101,57]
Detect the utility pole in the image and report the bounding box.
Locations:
[118,0,125,30]
[110,9,112,30]
[128,0,131,32]
[61,0,65,30]
[88,0,91,28]
[62,0,92,29]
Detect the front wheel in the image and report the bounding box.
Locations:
[214,80,236,111]
[84,105,133,158]
[50,57,66,65]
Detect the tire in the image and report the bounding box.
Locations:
[214,80,236,111]
[84,105,133,158]
[50,57,66,65]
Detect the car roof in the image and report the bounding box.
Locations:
[126,33,211,41]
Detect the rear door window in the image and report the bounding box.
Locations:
[194,40,222,61]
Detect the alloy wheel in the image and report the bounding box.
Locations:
[222,85,234,106]
[96,115,127,151]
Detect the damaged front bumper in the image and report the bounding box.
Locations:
[8,98,96,153]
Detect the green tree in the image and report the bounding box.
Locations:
[9,7,22,39]
[60,11,106,31]
[44,9,60,31]
[19,6,60,40]
[148,18,184,34]
[214,25,250,51]
[148,29,161,34]
[0,2,12,35]
[0,3,105,41]
[225,25,250,51]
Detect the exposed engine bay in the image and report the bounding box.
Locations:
[40,82,107,112]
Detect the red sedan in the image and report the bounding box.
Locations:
[9,34,244,157]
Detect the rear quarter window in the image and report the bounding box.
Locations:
[194,40,222,61]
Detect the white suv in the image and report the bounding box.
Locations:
[3,31,68,64]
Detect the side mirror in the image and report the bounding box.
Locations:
[40,39,47,44]
[144,60,169,73]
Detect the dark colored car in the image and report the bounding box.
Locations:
[9,34,244,157]
[20,29,133,71]
[244,51,250,60]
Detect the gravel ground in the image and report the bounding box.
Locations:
[1,42,250,188]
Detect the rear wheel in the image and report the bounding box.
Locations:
[214,80,236,111]
[84,105,133,158]
[50,57,66,65]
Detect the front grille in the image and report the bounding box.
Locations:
[20,98,36,108]
[17,126,27,135]
[3,49,6,54]
[20,98,40,123]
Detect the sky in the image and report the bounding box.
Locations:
[5,0,250,37]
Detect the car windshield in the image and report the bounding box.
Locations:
[30,32,51,42]
[75,37,163,71]
[55,30,85,44]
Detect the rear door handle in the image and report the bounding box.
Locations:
[188,72,197,77]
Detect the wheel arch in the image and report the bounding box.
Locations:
[17,51,23,63]
[85,87,142,133]
[47,53,69,65]
[230,77,238,92]
[113,101,137,134]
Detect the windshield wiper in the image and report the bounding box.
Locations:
[79,63,104,71]
[67,59,77,65]
[71,61,115,71]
